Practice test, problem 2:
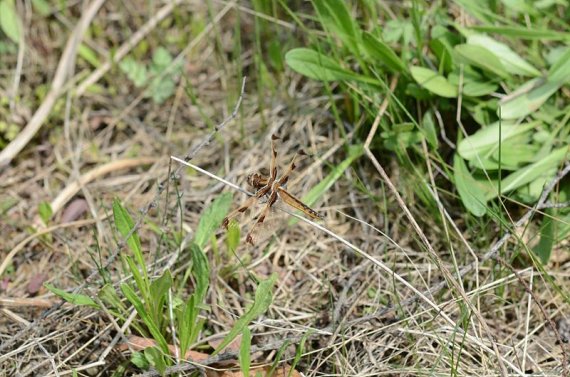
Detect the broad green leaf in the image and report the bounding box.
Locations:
[453,155,488,217]
[121,283,169,353]
[285,48,360,82]
[112,199,144,266]
[194,192,232,249]
[312,0,361,55]
[410,66,458,98]
[45,283,99,308]
[430,38,455,74]
[144,347,166,375]
[467,35,540,77]
[190,243,209,303]
[455,44,510,79]
[239,326,251,377]
[499,78,561,120]
[548,46,570,84]
[289,144,363,226]
[462,80,498,97]
[490,141,540,168]
[362,32,407,73]
[151,47,172,69]
[0,0,21,43]
[119,57,148,87]
[457,121,535,160]
[500,146,569,194]
[532,208,555,264]
[213,274,277,355]
[38,201,53,225]
[130,352,150,370]
[149,76,175,104]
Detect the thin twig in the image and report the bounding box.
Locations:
[363,75,510,376]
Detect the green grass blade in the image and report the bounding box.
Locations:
[289,144,364,226]
[239,326,251,377]
[212,274,276,355]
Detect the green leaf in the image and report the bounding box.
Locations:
[457,121,535,161]
[45,283,100,308]
[430,38,455,74]
[455,44,510,79]
[410,66,458,98]
[78,44,101,68]
[312,0,361,55]
[469,25,570,41]
[151,47,173,69]
[548,46,570,84]
[467,34,540,77]
[285,48,359,82]
[190,243,209,303]
[500,146,569,194]
[0,0,21,43]
[239,326,251,377]
[31,0,50,16]
[38,201,53,225]
[178,294,199,355]
[453,155,488,217]
[226,220,240,251]
[289,145,363,226]
[144,347,167,376]
[99,283,127,313]
[119,57,148,87]
[149,75,175,104]
[149,271,172,328]
[533,209,555,264]
[112,199,145,273]
[499,78,561,120]
[422,111,438,149]
[213,274,277,355]
[121,283,169,354]
[362,32,407,73]
[130,352,150,370]
[194,192,233,249]
[462,80,498,97]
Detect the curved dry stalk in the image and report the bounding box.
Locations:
[0,0,107,168]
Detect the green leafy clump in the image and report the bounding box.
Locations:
[280,1,570,262]
[119,47,183,104]
[47,194,277,373]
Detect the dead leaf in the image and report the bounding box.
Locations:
[60,198,88,223]
[27,273,48,295]
[118,335,209,361]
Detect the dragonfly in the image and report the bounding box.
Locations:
[222,134,323,244]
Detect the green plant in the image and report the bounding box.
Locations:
[281,0,569,262]
[47,194,277,374]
